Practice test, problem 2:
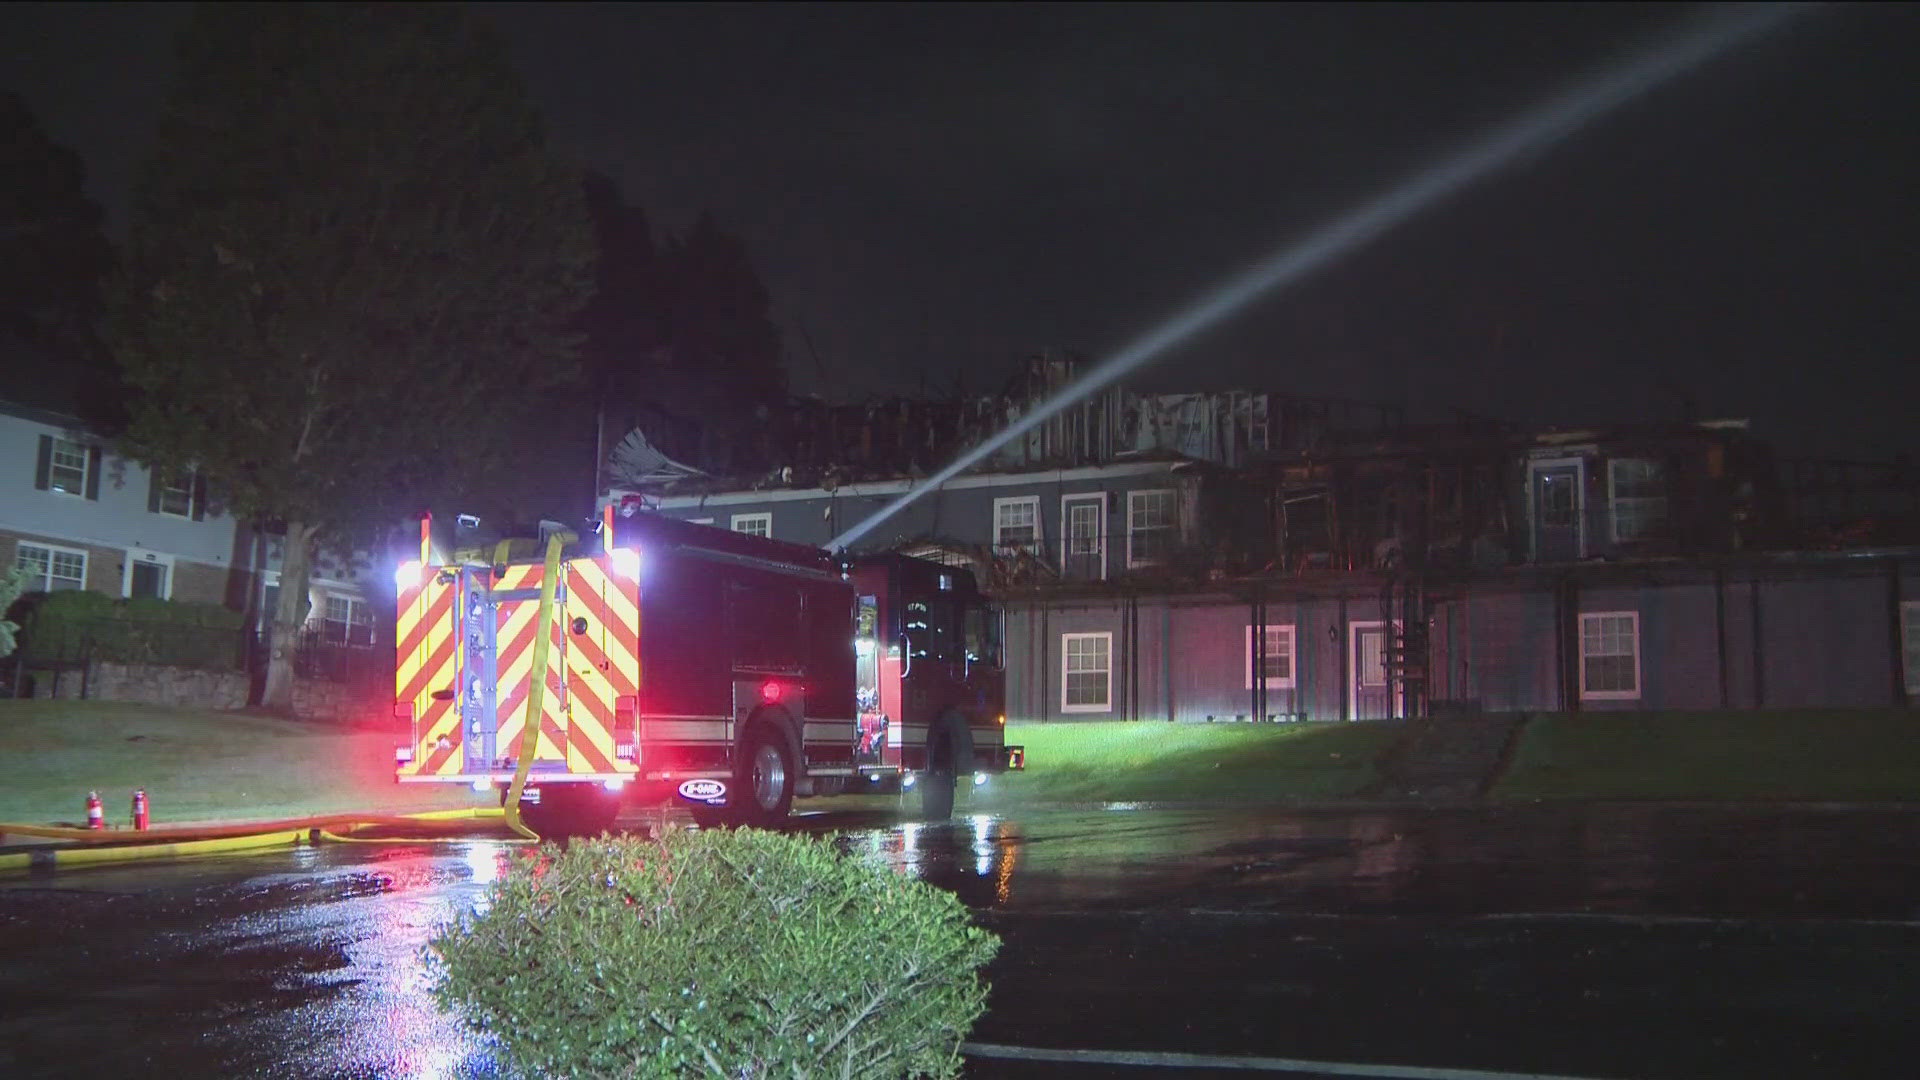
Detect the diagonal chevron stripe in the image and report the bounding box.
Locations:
[396,583,455,669]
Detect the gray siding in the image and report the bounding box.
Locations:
[644,463,1186,564]
[1003,563,1919,722]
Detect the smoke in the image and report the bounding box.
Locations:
[831,4,1807,551]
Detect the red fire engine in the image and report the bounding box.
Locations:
[395,511,1021,835]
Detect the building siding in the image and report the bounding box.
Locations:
[1000,560,1920,722]
[636,462,1187,564]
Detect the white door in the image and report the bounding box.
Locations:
[1349,620,1401,720]
[1061,495,1106,580]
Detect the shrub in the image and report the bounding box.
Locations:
[431,828,1000,1079]
[17,591,246,669]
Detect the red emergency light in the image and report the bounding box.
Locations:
[760,680,783,703]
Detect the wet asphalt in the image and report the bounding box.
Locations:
[2,801,1918,1079]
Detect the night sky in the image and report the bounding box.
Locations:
[6,3,1916,460]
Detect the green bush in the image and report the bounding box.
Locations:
[431,828,1000,1079]
[17,591,246,669]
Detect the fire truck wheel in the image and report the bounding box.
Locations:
[918,722,961,821]
[693,724,795,829]
[739,723,796,827]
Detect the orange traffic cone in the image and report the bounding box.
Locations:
[86,791,104,830]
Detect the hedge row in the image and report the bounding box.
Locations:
[16,590,247,670]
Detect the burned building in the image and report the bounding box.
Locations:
[602,356,1920,722]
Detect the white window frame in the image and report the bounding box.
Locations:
[1578,611,1642,701]
[156,467,197,519]
[122,549,176,600]
[1245,623,1296,690]
[1126,488,1177,568]
[1060,631,1113,714]
[730,512,772,538]
[1608,458,1668,543]
[14,541,89,592]
[1059,493,1107,579]
[46,437,90,497]
[1900,600,1920,699]
[322,592,376,647]
[992,496,1041,556]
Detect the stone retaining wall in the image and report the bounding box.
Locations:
[29,660,385,723]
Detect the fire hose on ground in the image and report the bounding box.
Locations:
[1,531,584,872]
[0,807,529,873]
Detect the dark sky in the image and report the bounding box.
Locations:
[5,3,1916,459]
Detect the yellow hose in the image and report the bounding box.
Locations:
[0,808,520,873]
[0,809,501,844]
[500,530,572,840]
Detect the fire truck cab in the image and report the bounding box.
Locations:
[394,512,1019,835]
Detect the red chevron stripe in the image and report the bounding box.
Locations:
[399,633,456,706]
[565,627,637,700]
[568,671,611,727]
[396,585,455,667]
[566,567,641,663]
[567,720,616,773]
[503,717,567,761]
[419,700,461,774]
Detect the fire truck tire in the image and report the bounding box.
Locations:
[738,723,796,827]
[693,723,795,829]
[918,716,968,821]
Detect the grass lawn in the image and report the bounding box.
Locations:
[0,700,489,827]
[967,719,1398,807]
[1492,709,1920,801]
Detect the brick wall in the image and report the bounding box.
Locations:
[3,528,246,609]
[172,558,246,608]
[1,529,122,595]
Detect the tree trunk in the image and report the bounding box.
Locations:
[259,522,318,713]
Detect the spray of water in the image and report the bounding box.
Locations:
[832,4,1804,551]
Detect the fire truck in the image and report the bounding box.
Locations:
[393,510,1021,835]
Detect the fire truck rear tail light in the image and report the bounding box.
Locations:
[395,746,414,764]
[760,680,782,703]
[393,701,414,723]
[613,695,637,756]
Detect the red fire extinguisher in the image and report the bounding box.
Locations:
[132,789,150,831]
[86,791,104,830]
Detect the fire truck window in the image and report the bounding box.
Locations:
[905,598,958,662]
[966,604,1004,668]
[728,580,804,672]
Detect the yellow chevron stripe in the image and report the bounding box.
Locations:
[395,580,453,695]
[574,558,640,639]
[569,558,640,691]
[397,593,454,699]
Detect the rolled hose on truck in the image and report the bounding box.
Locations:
[0,807,524,873]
